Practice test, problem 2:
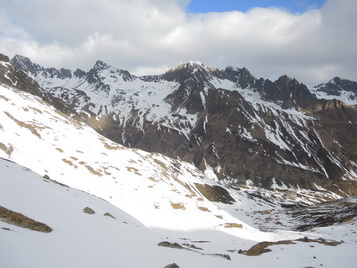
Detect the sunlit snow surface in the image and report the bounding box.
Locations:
[1,84,357,267]
[2,158,355,268]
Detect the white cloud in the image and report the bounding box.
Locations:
[0,0,356,85]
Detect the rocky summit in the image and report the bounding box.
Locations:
[8,54,357,200]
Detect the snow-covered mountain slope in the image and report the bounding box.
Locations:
[1,85,357,268]
[0,83,236,230]
[0,158,163,268]
[2,158,356,268]
[10,54,357,197]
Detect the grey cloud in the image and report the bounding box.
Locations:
[0,0,356,85]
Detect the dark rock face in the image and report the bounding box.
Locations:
[315,77,357,96]
[11,54,73,80]
[261,75,314,109]
[0,54,75,117]
[1,53,44,97]
[9,54,357,196]
[0,54,10,62]
[289,196,357,231]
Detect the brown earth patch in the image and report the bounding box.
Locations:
[240,237,342,256]
[170,202,185,210]
[62,158,78,169]
[241,240,294,256]
[126,166,142,176]
[0,205,52,233]
[4,111,42,138]
[85,165,102,176]
[148,176,159,182]
[224,223,243,228]
[0,142,13,156]
[194,183,235,204]
[197,206,210,212]
[103,142,121,150]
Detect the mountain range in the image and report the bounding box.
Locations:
[7,53,357,200]
[1,52,357,267]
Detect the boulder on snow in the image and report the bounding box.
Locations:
[83,207,95,214]
[163,263,180,268]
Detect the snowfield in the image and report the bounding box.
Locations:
[1,83,357,267]
[1,159,357,268]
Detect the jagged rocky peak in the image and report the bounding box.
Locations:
[11,54,73,80]
[273,75,302,93]
[172,61,209,71]
[90,59,136,82]
[93,59,110,71]
[0,53,44,98]
[164,61,220,111]
[12,54,30,64]
[50,67,72,79]
[12,54,40,76]
[329,77,357,89]
[0,53,10,62]
[224,66,257,89]
[256,74,314,108]
[317,77,357,95]
[163,61,218,84]
[74,68,87,78]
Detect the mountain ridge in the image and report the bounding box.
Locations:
[6,53,357,198]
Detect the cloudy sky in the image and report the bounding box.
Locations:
[0,0,356,85]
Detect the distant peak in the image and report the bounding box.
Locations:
[186,61,205,67]
[88,60,135,82]
[13,54,27,60]
[11,54,41,75]
[93,60,111,70]
[12,54,32,65]
[0,53,10,62]
[168,61,217,74]
[177,61,206,70]
[329,77,342,84]
[326,77,357,91]
[276,75,296,83]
